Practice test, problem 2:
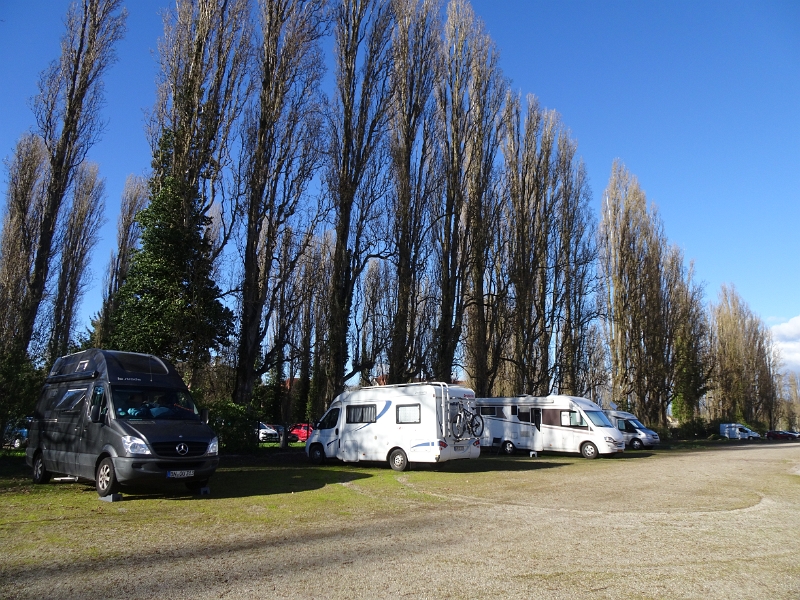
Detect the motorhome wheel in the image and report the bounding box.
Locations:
[309,444,325,465]
[581,442,598,459]
[502,441,515,455]
[32,453,50,484]
[630,438,643,450]
[96,457,119,497]
[389,449,408,472]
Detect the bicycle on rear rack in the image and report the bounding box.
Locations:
[451,402,484,439]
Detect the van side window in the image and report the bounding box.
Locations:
[55,388,87,412]
[511,406,518,416]
[616,419,625,431]
[480,407,496,416]
[561,411,587,428]
[346,404,376,424]
[318,408,340,429]
[518,410,531,423]
[91,385,108,416]
[396,404,420,424]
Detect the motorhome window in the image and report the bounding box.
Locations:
[91,385,108,415]
[109,353,169,375]
[616,420,625,431]
[561,411,587,427]
[397,404,421,424]
[480,407,496,417]
[55,389,87,411]
[511,406,518,416]
[584,411,612,428]
[346,404,376,424]
[518,410,531,423]
[112,387,199,420]
[318,408,340,430]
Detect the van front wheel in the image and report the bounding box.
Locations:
[502,441,515,455]
[581,442,599,459]
[309,444,325,465]
[630,438,644,450]
[96,457,119,497]
[389,449,408,472]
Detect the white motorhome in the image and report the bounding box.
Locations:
[603,410,661,450]
[472,397,544,456]
[720,423,760,440]
[306,383,481,471]
[475,395,625,459]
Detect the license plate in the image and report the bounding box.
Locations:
[454,445,465,451]
[167,470,194,478]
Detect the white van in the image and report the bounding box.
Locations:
[306,383,481,471]
[720,423,760,440]
[473,397,544,455]
[603,410,660,450]
[475,395,624,459]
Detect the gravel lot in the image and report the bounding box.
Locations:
[3,443,800,599]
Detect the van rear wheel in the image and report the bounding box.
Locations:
[96,457,119,497]
[580,442,599,459]
[32,453,50,484]
[389,449,408,472]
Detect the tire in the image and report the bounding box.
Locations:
[389,448,408,472]
[95,457,119,497]
[309,444,325,465]
[185,479,209,493]
[469,414,484,438]
[580,442,599,459]
[12,438,21,449]
[32,453,50,484]
[630,438,644,451]
[501,440,515,455]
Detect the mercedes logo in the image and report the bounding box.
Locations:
[176,442,189,456]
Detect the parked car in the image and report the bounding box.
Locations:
[256,422,279,442]
[270,425,299,443]
[289,422,313,442]
[3,417,31,449]
[786,431,800,439]
[766,430,793,440]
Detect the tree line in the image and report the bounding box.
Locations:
[0,0,791,445]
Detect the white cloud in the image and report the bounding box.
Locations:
[772,316,800,374]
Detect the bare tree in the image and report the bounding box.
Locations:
[0,135,49,354]
[384,0,440,383]
[18,0,126,353]
[323,0,394,397]
[47,162,105,360]
[91,174,148,347]
[149,0,253,254]
[232,0,328,407]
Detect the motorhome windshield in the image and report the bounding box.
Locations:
[111,387,199,420]
[585,411,613,428]
[629,418,647,430]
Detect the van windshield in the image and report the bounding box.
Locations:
[629,418,647,430]
[585,411,613,428]
[111,387,200,421]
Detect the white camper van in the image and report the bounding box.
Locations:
[475,395,625,459]
[306,383,481,471]
[720,423,760,440]
[473,397,544,455]
[603,410,660,450]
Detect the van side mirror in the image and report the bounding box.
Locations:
[90,404,102,423]
[200,408,209,424]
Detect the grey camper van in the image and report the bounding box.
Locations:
[26,349,219,496]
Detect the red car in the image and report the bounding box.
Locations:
[289,423,314,442]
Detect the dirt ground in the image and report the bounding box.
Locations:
[3,443,800,599]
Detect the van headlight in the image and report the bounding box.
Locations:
[604,436,617,444]
[207,437,219,456]
[121,435,151,455]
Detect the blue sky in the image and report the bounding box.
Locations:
[1,1,798,371]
